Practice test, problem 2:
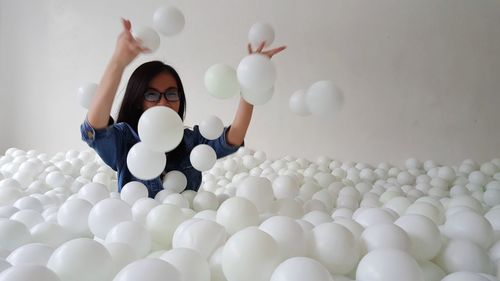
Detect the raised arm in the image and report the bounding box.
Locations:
[87,19,145,129]
[226,42,287,146]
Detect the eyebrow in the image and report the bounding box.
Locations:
[148,87,178,92]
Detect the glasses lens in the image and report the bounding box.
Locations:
[144,91,161,102]
[164,90,180,102]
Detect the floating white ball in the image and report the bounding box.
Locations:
[153,6,185,36]
[190,144,217,172]
[237,54,276,93]
[126,142,166,180]
[248,22,275,49]
[138,106,184,153]
[121,181,149,206]
[204,64,240,99]
[199,116,224,140]
[306,80,343,116]
[162,170,187,193]
[133,26,160,53]
[77,83,98,109]
[241,86,274,106]
[289,89,311,116]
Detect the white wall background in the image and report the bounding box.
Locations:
[0,0,499,166]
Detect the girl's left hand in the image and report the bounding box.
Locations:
[247,42,287,59]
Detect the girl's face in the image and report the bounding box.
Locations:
[142,72,181,113]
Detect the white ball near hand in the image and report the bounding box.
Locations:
[237,54,276,93]
[77,83,98,109]
[133,26,160,53]
[248,22,275,49]
[153,6,185,36]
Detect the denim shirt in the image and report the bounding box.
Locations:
[80,117,242,198]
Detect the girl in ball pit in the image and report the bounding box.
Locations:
[80,19,286,198]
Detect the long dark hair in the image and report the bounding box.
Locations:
[116,61,186,133]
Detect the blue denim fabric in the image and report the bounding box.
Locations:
[80,117,241,198]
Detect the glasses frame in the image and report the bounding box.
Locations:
[143,88,180,103]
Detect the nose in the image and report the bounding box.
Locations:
[157,95,170,106]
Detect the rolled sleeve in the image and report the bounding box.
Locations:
[80,116,124,170]
[80,116,116,144]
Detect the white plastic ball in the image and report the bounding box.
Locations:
[222,227,281,281]
[236,176,274,213]
[145,204,185,248]
[57,198,92,237]
[105,221,151,258]
[45,171,66,187]
[270,257,333,281]
[162,170,187,193]
[0,219,31,251]
[30,222,72,248]
[241,85,274,106]
[160,248,210,281]
[216,197,259,235]
[47,238,112,281]
[77,182,109,205]
[259,216,307,259]
[131,197,160,224]
[192,191,219,211]
[0,264,61,281]
[356,249,423,281]
[309,222,359,274]
[360,223,411,254]
[77,83,98,109]
[305,80,343,116]
[199,116,224,140]
[113,258,181,281]
[483,189,500,207]
[443,210,494,249]
[172,218,226,259]
[138,106,184,153]
[162,193,189,208]
[126,142,166,180]
[272,175,299,199]
[237,54,276,93]
[6,243,53,266]
[434,239,494,274]
[121,181,149,206]
[190,144,217,172]
[289,89,311,116]
[88,198,132,239]
[133,26,160,53]
[153,6,185,36]
[104,243,138,277]
[354,208,395,228]
[204,64,240,99]
[248,22,275,49]
[441,272,492,281]
[394,214,441,260]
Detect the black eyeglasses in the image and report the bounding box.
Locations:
[143,89,180,102]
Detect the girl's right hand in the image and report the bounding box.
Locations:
[111,19,147,68]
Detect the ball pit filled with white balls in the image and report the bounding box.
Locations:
[1,147,500,281]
